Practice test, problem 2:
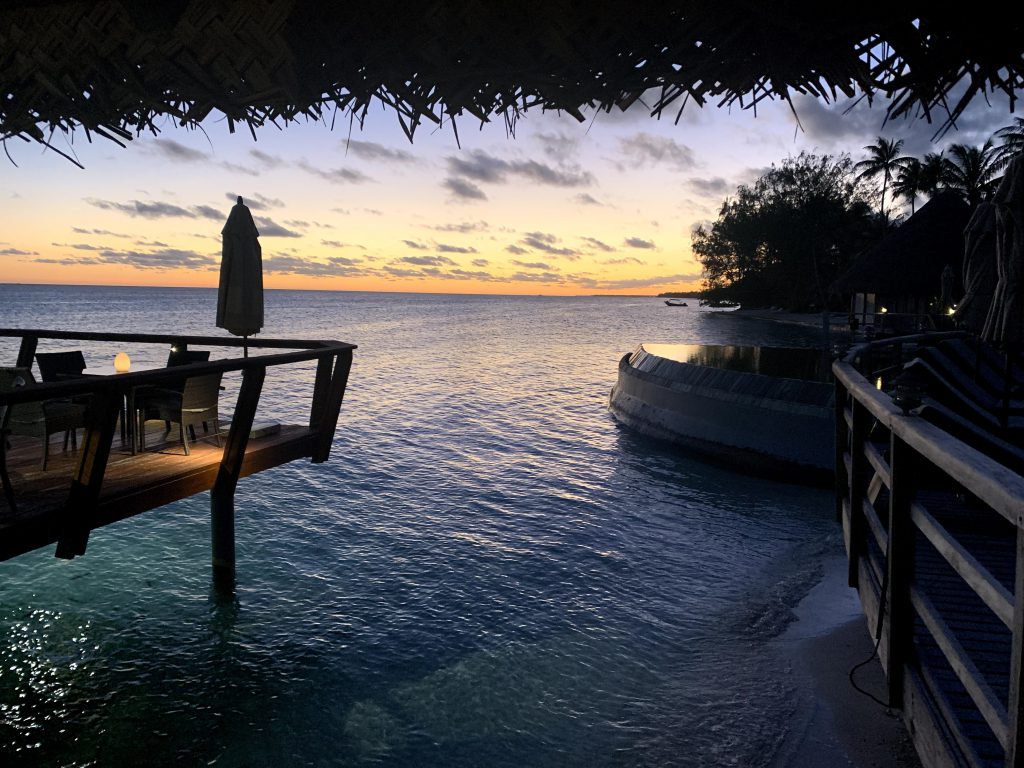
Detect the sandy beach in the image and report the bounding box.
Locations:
[773,555,922,768]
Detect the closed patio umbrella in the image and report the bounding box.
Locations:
[217,196,263,355]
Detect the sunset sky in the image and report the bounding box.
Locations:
[0,92,1011,295]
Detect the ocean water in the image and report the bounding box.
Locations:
[0,286,843,767]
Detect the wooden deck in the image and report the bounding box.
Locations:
[1,329,354,577]
[835,333,1024,768]
[1,421,313,561]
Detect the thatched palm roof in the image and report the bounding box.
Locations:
[2,2,1022,158]
[833,191,972,296]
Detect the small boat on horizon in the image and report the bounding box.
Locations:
[664,298,689,307]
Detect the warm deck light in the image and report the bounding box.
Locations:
[114,352,131,372]
[879,307,888,314]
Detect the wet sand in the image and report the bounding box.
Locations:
[774,555,922,768]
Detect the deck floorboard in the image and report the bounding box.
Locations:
[1,422,313,560]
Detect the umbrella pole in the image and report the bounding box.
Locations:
[243,336,249,358]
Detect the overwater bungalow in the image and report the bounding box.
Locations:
[3,4,1023,766]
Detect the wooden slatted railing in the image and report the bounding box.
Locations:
[835,334,1024,768]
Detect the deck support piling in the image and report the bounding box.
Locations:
[311,350,352,464]
[210,366,265,590]
[55,385,124,559]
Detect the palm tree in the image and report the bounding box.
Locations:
[994,117,1024,166]
[944,140,1000,207]
[854,137,909,222]
[891,157,924,214]
[919,152,948,196]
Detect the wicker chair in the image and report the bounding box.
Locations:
[0,366,89,471]
[136,372,222,455]
[35,350,87,382]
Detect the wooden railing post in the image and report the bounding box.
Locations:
[847,399,871,588]
[55,383,125,559]
[1005,523,1024,766]
[311,349,352,464]
[886,430,920,706]
[211,366,265,592]
[16,334,37,368]
[834,376,849,523]
[308,354,334,430]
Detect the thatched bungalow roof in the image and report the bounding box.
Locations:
[2,2,1022,159]
[833,192,971,297]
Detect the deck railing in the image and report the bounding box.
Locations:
[1,329,355,569]
[835,333,1024,767]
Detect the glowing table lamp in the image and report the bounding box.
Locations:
[114,352,131,373]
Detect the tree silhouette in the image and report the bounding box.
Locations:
[854,137,909,222]
[892,157,924,214]
[944,140,1000,207]
[920,152,948,196]
[994,117,1024,166]
[693,152,876,310]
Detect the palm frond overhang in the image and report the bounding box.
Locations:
[1,1,1021,153]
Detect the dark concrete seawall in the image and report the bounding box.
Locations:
[609,344,835,484]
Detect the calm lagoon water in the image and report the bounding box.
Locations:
[0,286,842,766]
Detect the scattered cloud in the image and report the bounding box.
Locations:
[149,139,208,162]
[444,177,487,200]
[511,260,554,270]
[624,237,656,249]
[253,216,301,238]
[226,192,284,210]
[51,242,109,251]
[505,244,528,255]
[263,254,369,276]
[83,198,226,221]
[534,132,580,161]
[321,239,365,249]
[36,247,216,270]
[403,240,428,250]
[447,149,593,188]
[192,204,223,220]
[601,256,644,265]
[297,160,372,184]
[398,255,457,267]
[343,139,416,163]
[250,149,285,168]
[619,133,697,170]
[472,258,490,267]
[688,176,730,196]
[508,270,564,283]
[220,160,260,176]
[436,243,477,254]
[517,231,580,259]
[576,272,702,290]
[0,247,37,255]
[431,220,489,233]
[574,193,603,206]
[71,227,129,237]
[581,237,615,252]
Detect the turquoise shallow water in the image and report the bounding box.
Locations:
[0,286,840,766]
